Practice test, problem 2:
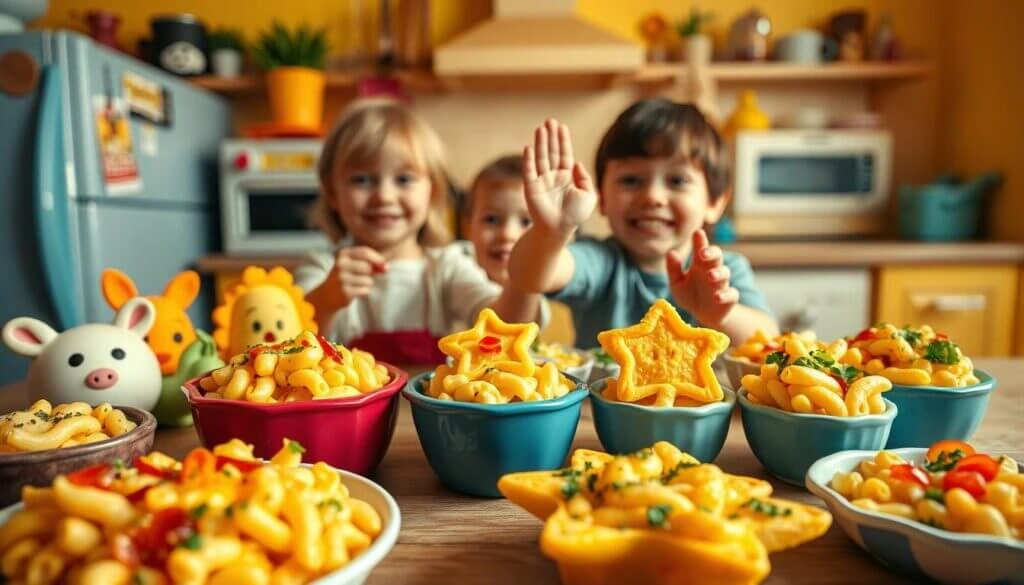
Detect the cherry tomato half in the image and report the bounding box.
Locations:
[67,463,113,488]
[926,439,975,463]
[852,328,877,342]
[890,464,929,487]
[953,454,1001,481]
[943,470,987,499]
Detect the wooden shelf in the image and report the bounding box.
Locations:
[191,61,933,96]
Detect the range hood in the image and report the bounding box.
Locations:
[434,0,644,76]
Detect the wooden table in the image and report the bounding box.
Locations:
[2,359,1022,584]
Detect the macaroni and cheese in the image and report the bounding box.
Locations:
[740,344,892,417]
[197,331,391,403]
[0,400,136,452]
[532,342,586,370]
[731,330,822,364]
[0,438,383,584]
[830,440,1022,540]
[427,309,574,403]
[845,324,979,387]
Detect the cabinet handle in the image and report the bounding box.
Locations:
[911,294,987,312]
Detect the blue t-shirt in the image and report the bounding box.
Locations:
[549,237,772,348]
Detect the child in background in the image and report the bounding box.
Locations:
[507,99,778,348]
[298,99,540,365]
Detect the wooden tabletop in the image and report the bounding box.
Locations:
[2,359,1022,584]
[196,241,1024,274]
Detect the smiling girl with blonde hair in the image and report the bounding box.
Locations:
[297,99,540,364]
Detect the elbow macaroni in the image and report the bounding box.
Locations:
[731,330,822,364]
[740,362,892,417]
[830,446,1022,540]
[0,400,137,453]
[846,324,979,388]
[0,439,383,584]
[198,331,391,403]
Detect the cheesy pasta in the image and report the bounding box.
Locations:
[532,342,585,370]
[830,440,1022,540]
[846,324,979,387]
[731,330,823,364]
[0,400,136,453]
[740,347,892,417]
[198,331,391,403]
[427,309,574,404]
[0,438,384,584]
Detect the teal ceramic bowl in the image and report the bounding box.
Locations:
[884,369,996,448]
[402,372,587,497]
[738,389,898,486]
[589,378,734,462]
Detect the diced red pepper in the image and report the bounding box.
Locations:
[130,507,193,568]
[317,334,342,363]
[180,448,215,483]
[67,463,114,489]
[953,454,1001,482]
[215,455,262,474]
[831,375,849,394]
[852,328,877,342]
[126,485,153,504]
[134,456,179,481]
[479,336,501,354]
[248,345,265,364]
[890,464,929,488]
[943,470,987,499]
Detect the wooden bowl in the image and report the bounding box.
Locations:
[0,406,157,506]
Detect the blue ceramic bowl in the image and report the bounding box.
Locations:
[738,389,897,486]
[589,378,734,462]
[884,369,996,448]
[808,448,1024,584]
[402,372,587,497]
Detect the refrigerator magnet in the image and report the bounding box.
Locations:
[93,94,142,195]
[122,71,173,126]
[140,122,158,157]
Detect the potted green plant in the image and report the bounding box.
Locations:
[252,21,328,131]
[208,28,245,78]
[677,8,714,64]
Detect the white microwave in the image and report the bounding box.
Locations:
[732,130,892,238]
[220,140,332,255]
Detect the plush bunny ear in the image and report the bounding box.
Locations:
[102,268,139,310]
[2,317,58,357]
[114,297,157,337]
[163,270,200,309]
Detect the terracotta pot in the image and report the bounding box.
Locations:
[265,66,325,130]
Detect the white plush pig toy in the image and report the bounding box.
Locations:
[2,298,162,411]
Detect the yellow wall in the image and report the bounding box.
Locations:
[939,0,1024,241]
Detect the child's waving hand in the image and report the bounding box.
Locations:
[522,119,597,234]
[667,228,738,328]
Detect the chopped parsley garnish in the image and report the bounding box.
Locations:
[743,498,792,517]
[587,473,598,493]
[281,346,304,355]
[224,505,234,518]
[561,477,580,499]
[792,356,816,369]
[190,504,208,519]
[923,340,960,365]
[663,460,699,483]
[180,533,203,550]
[646,504,672,529]
[112,459,126,471]
[632,448,654,459]
[809,349,835,366]
[583,461,595,471]
[829,364,861,385]
[924,488,945,503]
[896,328,923,347]
[34,410,50,421]
[924,449,965,472]
[591,349,615,365]
[555,468,582,478]
[765,351,789,368]
[287,440,306,455]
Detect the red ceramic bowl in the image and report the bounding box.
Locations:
[182,363,408,476]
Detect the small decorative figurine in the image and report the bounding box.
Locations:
[3,298,162,411]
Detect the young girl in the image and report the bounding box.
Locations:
[297,99,539,365]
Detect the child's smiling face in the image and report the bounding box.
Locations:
[467,179,532,285]
[599,155,728,271]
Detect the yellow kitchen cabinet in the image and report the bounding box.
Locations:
[876,265,1018,356]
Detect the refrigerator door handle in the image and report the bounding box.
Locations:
[34,65,82,328]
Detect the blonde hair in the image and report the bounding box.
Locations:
[313,98,451,246]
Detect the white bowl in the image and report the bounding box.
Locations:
[722,353,761,390]
[0,465,401,585]
[806,448,1024,585]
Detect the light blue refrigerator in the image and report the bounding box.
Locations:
[0,31,231,385]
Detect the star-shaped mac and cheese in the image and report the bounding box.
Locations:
[597,299,730,407]
[439,308,538,378]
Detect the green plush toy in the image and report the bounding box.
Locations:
[153,330,223,427]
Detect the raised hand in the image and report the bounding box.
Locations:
[332,246,387,307]
[522,119,598,234]
[667,229,739,327]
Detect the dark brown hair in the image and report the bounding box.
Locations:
[461,154,523,216]
[595,99,730,200]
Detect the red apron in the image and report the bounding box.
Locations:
[346,256,446,366]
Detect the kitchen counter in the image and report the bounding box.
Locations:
[196,241,1024,273]
[1,358,1021,584]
